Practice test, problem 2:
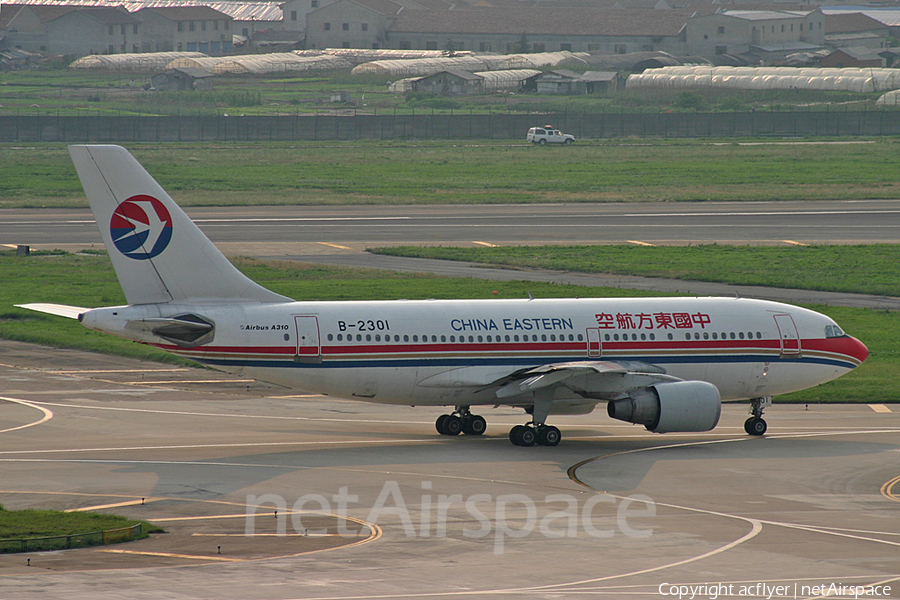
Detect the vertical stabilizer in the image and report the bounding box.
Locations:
[69,145,290,305]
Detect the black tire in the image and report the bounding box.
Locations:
[564,139,572,146]
[538,139,546,145]
[509,425,526,444]
[436,414,449,435]
[517,426,536,447]
[443,415,462,436]
[745,417,767,436]
[537,425,561,446]
[463,415,487,435]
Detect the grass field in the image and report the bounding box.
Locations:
[4,139,900,207]
[0,504,161,553]
[372,244,900,297]
[0,251,895,403]
[0,69,889,117]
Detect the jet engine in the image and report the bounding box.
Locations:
[607,381,721,433]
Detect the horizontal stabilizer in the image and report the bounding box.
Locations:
[15,303,87,320]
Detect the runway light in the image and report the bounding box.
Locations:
[217,545,221,555]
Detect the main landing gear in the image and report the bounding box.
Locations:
[509,393,561,446]
[508,423,561,447]
[744,396,772,436]
[435,406,487,436]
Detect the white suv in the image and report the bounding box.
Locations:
[527,126,575,145]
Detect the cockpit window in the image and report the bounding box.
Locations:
[825,325,845,338]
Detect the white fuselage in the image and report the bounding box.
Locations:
[81,296,867,408]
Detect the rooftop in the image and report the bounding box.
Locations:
[389,7,698,36]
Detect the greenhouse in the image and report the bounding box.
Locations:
[494,52,590,70]
[388,69,540,93]
[352,56,492,77]
[876,90,900,105]
[316,48,464,65]
[353,51,586,78]
[478,69,541,91]
[626,66,900,93]
[166,53,352,75]
[69,52,207,73]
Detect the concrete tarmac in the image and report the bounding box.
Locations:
[0,341,898,599]
[3,199,900,246]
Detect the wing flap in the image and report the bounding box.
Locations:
[494,360,679,401]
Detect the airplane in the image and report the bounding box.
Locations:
[17,145,869,447]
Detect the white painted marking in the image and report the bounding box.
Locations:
[782,240,809,246]
[0,396,53,434]
[473,241,499,247]
[627,240,655,247]
[318,242,353,250]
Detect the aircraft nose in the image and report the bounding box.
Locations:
[848,336,869,365]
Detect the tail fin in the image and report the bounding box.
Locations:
[69,145,290,305]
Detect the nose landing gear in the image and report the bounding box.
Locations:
[744,396,772,436]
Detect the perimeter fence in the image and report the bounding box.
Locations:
[2,109,900,142]
[0,523,142,553]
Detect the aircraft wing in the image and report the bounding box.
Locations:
[16,303,88,320]
[492,360,680,401]
[418,360,679,402]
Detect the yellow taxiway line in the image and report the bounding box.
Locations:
[97,549,244,562]
[66,498,163,512]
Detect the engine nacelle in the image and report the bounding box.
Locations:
[607,381,721,433]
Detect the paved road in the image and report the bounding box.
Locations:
[2,199,900,246]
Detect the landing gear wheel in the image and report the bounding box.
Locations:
[537,425,561,447]
[436,414,462,435]
[509,425,536,446]
[462,415,487,436]
[435,414,449,435]
[744,417,767,436]
[509,425,525,444]
[443,415,462,436]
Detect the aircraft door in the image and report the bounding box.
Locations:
[586,328,602,357]
[773,314,801,356]
[294,316,321,363]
